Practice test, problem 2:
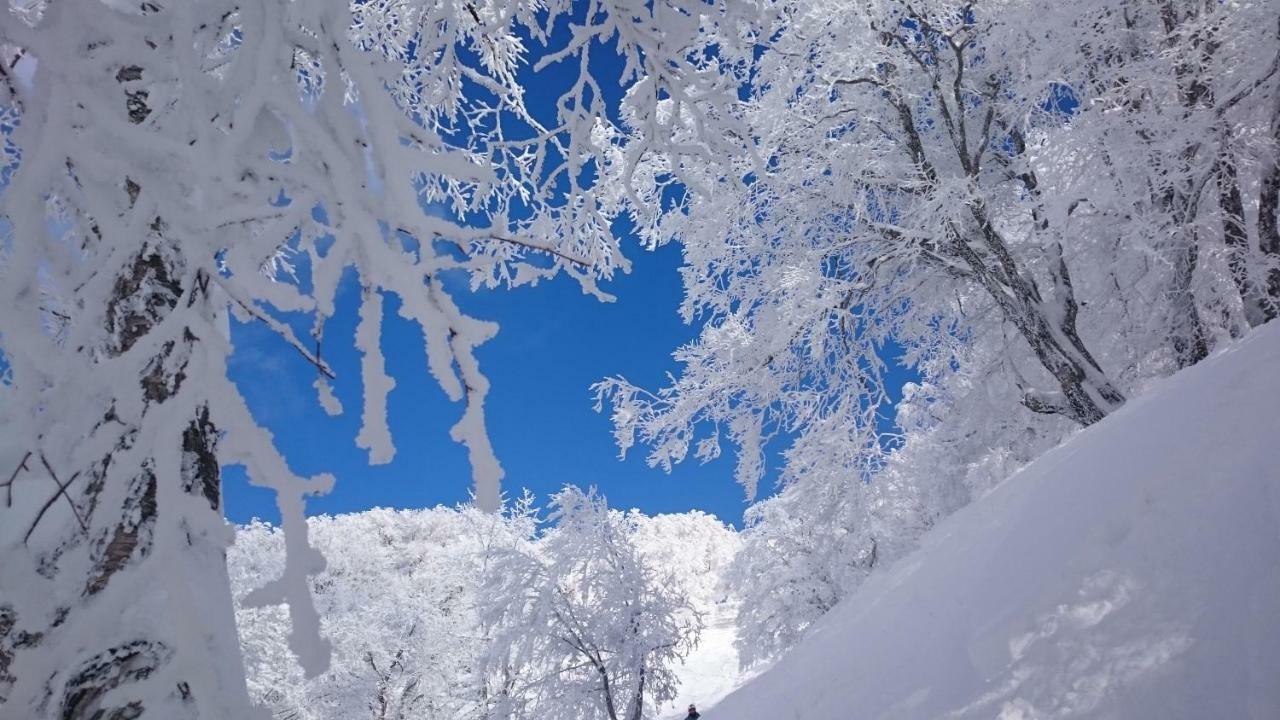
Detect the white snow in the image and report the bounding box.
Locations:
[660,606,762,719]
[706,323,1280,720]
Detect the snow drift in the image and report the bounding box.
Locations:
[708,324,1280,720]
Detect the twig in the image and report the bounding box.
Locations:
[1214,49,1279,120]
[485,234,594,269]
[213,274,337,379]
[25,453,88,545]
[2,451,31,508]
[404,225,594,269]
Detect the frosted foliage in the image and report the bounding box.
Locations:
[228,501,738,720]
[479,487,703,720]
[729,469,927,668]
[628,510,741,610]
[229,506,538,720]
[0,0,764,716]
[594,0,1280,664]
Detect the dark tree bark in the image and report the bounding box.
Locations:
[1165,219,1210,367]
[1158,0,1214,366]
[3,57,253,720]
[1259,101,1280,312]
[1216,150,1274,326]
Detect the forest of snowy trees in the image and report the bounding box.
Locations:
[229,495,741,720]
[0,0,1277,717]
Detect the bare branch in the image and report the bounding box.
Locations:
[213,274,337,379]
[2,451,31,508]
[25,453,88,545]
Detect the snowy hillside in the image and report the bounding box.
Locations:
[707,324,1280,720]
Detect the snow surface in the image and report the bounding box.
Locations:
[706,323,1280,720]
[659,606,762,719]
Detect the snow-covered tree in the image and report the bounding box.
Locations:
[229,501,741,720]
[593,0,1279,664]
[628,510,740,612]
[5,0,1277,709]
[230,503,538,720]
[724,424,965,669]
[480,487,701,720]
[597,0,1280,485]
[0,0,764,716]
[1025,0,1280,354]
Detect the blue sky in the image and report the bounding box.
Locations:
[224,236,776,527]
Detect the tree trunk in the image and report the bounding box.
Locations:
[989,277,1123,426]
[2,246,257,720]
[1216,150,1274,326]
[628,665,646,720]
[888,87,1125,427]
[1259,102,1280,313]
[959,207,1126,426]
[593,653,621,720]
[1157,1,1213,364]
[1,52,258,718]
[1166,228,1210,367]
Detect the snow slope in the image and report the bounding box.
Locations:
[708,323,1280,720]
